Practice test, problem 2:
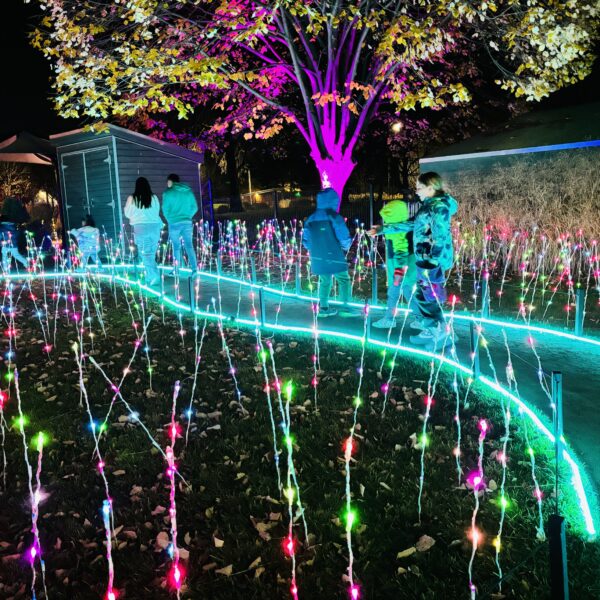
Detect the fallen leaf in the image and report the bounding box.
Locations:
[397,547,416,559]
[416,535,436,552]
[213,537,225,548]
[248,556,262,570]
[156,532,170,550]
[113,470,126,477]
[215,564,233,576]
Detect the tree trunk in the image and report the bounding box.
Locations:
[310,153,356,212]
[225,136,243,213]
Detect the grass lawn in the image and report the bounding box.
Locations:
[0,279,598,599]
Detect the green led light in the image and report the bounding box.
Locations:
[344,508,358,531]
[285,381,294,402]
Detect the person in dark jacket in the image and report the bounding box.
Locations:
[302,188,352,317]
[0,196,29,271]
[408,172,458,349]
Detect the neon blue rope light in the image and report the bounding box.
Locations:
[4,268,597,535]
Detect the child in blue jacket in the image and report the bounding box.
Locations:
[302,188,352,317]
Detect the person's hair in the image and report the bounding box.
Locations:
[83,214,96,227]
[132,177,154,208]
[167,173,180,183]
[417,172,445,195]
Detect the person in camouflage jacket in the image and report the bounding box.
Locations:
[408,172,458,350]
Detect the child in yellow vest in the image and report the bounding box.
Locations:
[370,198,418,328]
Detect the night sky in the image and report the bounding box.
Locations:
[1,2,599,143]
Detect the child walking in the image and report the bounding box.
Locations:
[302,188,353,317]
[69,215,101,268]
[370,198,418,328]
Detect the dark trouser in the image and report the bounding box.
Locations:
[413,265,447,327]
[318,271,351,308]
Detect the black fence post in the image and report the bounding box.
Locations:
[470,321,481,379]
[369,180,375,229]
[574,288,585,337]
[258,288,266,326]
[188,273,196,312]
[273,190,280,221]
[549,371,569,600]
[295,258,301,295]
[481,275,490,318]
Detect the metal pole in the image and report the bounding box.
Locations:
[250,255,257,284]
[295,257,301,295]
[552,372,564,513]
[188,273,196,312]
[258,288,266,326]
[549,371,569,600]
[371,239,378,305]
[469,321,481,379]
[273,190,279,221]
[248,169,253,205]
[574,288,585,336]
[481,275,490,318]
[216,250,222,275]
[369,180,374,229]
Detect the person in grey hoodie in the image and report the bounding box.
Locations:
[162,174,198,274]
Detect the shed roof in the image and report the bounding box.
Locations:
[50,124,204,163]
[422,102,600,164]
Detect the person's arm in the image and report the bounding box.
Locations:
[301,219,312,250]
[428,203,451,265]
[366,224,382,237]
[124,196,134,220]
[332,215,352,252]
[381,221,413,234]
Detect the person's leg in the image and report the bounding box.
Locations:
[168,222,184,270]
[335,270,351,304]
[9,245,28,268]
[135,224,159,283]
[385,278,402,319]
[180,221,197,271]
[411,265,444,327]
[318,274,333,308]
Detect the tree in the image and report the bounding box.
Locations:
[32,0,599,207]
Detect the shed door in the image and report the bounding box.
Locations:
[61,147,119,256]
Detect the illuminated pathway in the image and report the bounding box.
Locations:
[162,269,600,502]
[9,266,596,537]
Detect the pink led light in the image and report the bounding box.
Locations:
[350,584,360,599]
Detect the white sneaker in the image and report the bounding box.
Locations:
[409,318,426,330]
[318,307,338,318]
[410,323,454,349]
[372,317,396,329]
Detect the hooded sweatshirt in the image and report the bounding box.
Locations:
[162,182,198,224]
[69,225,100,254]
[302,188,351,275]
[412,192,458,270]
[380,200,410,269]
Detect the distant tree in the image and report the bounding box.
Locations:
[33,0,600,206]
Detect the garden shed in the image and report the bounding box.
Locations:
[51,125,204,256]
